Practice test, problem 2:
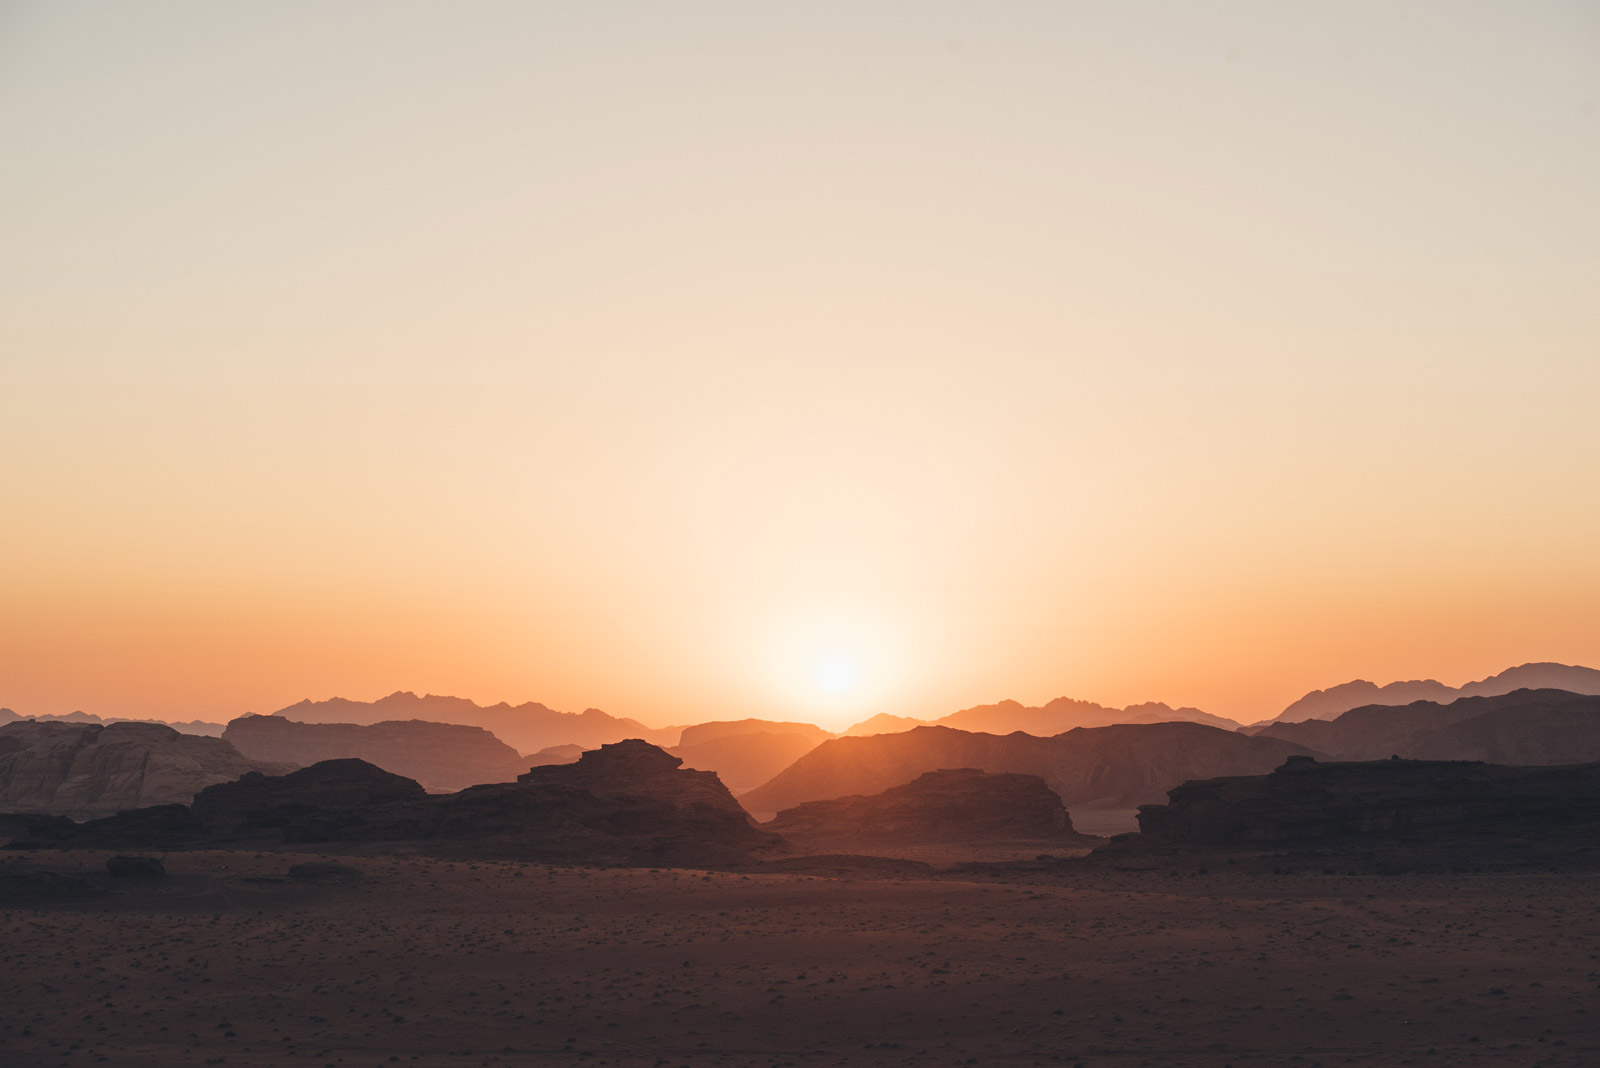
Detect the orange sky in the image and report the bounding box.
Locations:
[2,3,1598,731]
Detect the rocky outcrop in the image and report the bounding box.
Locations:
[267,692,677,753]
[1266,662,1600,724]
[1254,689,1600,763]
[0,709,224,735]
[739,723,1317,818]
[0,721,293,818]
[224,715,528,792]
[767,768,1092,846]
[1135,755,1600,845]
[190,758,428,836]
[20,741,781,866]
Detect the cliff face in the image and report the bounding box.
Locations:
[739,723,1317,818]
[0,721,291,818]
[224,715,529,792]
[766,768,1090,846]
[1136,755,1600,845]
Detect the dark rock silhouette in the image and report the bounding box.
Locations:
[18,741,781,866]
[1255,689,1600,763]
[739,723,1316,818]
[267,692,675,753]
[224,714,528,792]
[767,768,1093,846]
[1265,662,1600,724]
[0,721,293,818]
[191,758,428,837]
[106,855,166,878]
[1136,755,1600,845]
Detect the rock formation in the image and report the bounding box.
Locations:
[1253,689,1600,763]
[767,768,1093,846]
[676,719,835,748]
[17,740,781,866]
[1136,754,1600,845]
[224,715,529,792]
[191,758,429,836]
[738,723,1316,818]
[266,692,676,753]
[0,721,293,818]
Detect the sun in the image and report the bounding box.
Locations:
[812,655,858,695]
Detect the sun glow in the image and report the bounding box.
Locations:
[812,655,858,695]
[759,602,911,728]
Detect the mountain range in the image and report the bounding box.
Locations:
[738,721,1313,818]
[1254,688,1600,764]
[843,698,1241,736]
[266,691,677,753]
[1262,662,1600,724]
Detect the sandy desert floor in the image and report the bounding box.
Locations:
[2,848,1597,1068]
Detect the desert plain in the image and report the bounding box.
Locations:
[3,847,1597,1068]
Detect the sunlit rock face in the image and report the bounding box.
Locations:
[1136,755,1600,845]
[0,721,291,819]
[766,768,1094,846]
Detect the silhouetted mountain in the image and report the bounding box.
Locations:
[738,723,1315,818]
[0,708,225,736]
[22,741,781,866]
[676,718,835,748]
[1267,662,1600,724]
[1256,689,1600,764]
[525,744,587,766]
[1136,754,1600,846]
[766,768,1093,846]
[268,692,676,753]
[843,698,1240,738]
[224,715,529,792]
[0,721,293,819]
[841,713,930,736]
[669,732,824,794]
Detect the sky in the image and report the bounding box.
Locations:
[2,1,1598,730]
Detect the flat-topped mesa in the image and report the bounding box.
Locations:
[1136,755,1600,846]
[767,768,1095,846]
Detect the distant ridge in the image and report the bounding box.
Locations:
[1266,663,1600,725]
[1254,688,1600,765]
[0,707,224,736]
[843,697,1240,737]
[268,691,676,754]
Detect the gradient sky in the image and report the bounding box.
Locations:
[3,2,1597,730]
